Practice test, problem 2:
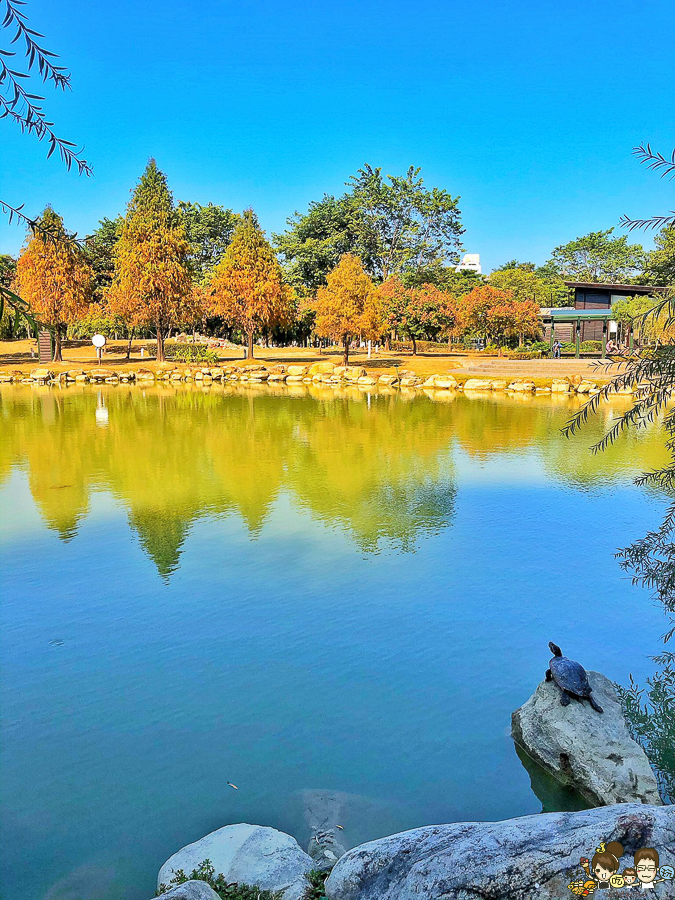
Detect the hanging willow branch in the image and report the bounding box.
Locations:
[0,0,91,174]
[619,144,675,231]
[0,199,84,247]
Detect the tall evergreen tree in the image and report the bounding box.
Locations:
[209,210,293,358]
[15,207,92,361]
[107,160,191,362]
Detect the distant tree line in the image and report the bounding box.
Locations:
[2,159,673,359]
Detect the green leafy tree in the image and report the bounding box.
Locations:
[274,165,464,290]
[176,201,240,283]
[348,164,464,281]
[274,194,363,291]
[0,253,16,287]
[107,160,191,362]
[86,216,123,303]
[647,225,675,286]
[491,259,568,307]
[611,294,661,343]
[546,228,647,283]
[0,253,19,338]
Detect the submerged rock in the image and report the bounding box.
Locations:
[324,804,675,900]
[157,824,314,897]
[511,671,662,806]
[155,881,220,900]
[308,830,348,872]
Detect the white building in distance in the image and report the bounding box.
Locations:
[455,253,481,275]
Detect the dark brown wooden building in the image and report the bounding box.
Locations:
[565,281,665,341]
[540,282,665,356]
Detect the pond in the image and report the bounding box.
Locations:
[0,385,670,900]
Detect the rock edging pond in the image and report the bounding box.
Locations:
[0,361,634,396]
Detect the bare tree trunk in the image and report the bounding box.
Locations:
[342,335,349,367]
[126,327,135,361]
[247,330,254,359]
[156,324,165,362]
[52,328,62,362]
[411,335,417,355]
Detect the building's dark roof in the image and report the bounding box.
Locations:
[564,281,665,293]
[540,308,614,320]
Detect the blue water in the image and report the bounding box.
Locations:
[0,387,669,900]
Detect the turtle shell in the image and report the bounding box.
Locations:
[550,655,592,697]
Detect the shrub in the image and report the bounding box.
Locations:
[302,869,328,899]
[390,340,450,353]
[580,340,602,352]
[167,344,220,364]
[504,349,542,360]
[525,341,550,354]
[157,859,282,900]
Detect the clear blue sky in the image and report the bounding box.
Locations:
[1,0,673,270]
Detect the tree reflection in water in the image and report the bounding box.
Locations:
[1,386,463,574]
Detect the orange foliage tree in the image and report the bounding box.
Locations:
[379,277,461,354]
[15,207,92,361]
[107,160,191,362]
[462,285,540,347]
[209,210,293,358]
[314,254,381,365]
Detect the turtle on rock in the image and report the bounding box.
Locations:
[545,642,603,713]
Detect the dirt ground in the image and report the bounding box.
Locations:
[0,338,622,384]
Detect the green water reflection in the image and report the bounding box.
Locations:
[0,384,667,577]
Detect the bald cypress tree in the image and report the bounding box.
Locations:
[16,208,92,361]
[108,160,191,362]
[209,210,293,358]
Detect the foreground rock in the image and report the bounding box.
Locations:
[155,881,220,900]
[512,671,662,806]
[325,804,675,900]
[158,824,314,897]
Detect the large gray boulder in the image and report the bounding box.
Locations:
[324,803,675,900]
[158,824,314,896]
[512,671,662,806]
[155,881,220,900]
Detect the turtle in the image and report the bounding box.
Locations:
[545,642,603,713]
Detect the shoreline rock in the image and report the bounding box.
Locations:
[324,804,675,900]
[511,671,662,806]
[154,881,220,900]
[158,824,314,898]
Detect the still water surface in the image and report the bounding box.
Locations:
[0,385,669,900]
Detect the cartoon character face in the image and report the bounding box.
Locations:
[636,861,658,885]
[594,864,613,882]
[623,873,636,885]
